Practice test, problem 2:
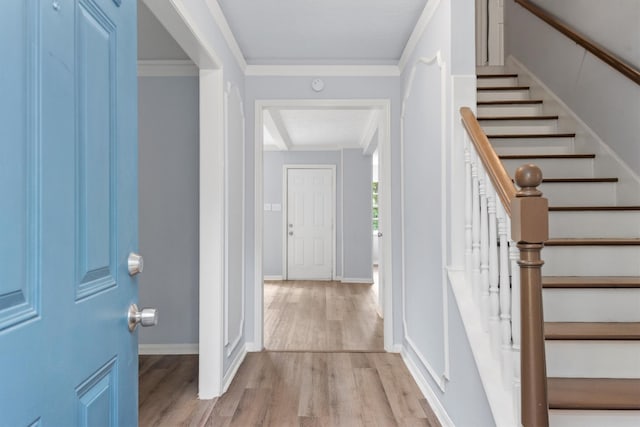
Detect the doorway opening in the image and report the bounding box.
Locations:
[255,100,394,353]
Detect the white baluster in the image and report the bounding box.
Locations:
[487,190,500,356]
[509,234,522,424]
[498,203,512,390]
[471,158,481,303]
[479,172,490,331]
[465,147,473,286]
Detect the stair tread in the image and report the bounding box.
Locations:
[545,322,640,340]
[479,115,559,121]
[478,86,530,91]
[546,238,640,246]
[500,154,595,159]
[543,276,640,288]
[477,73,519,78]
[488,132,575,139]
[478,99,543,105]
[541,177,618,183]
[548,378,640,410]
[550,206,640,211]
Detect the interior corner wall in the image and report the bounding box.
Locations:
[138,76,199,347]
[505,0,640,176]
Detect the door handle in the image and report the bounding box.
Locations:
[289,231,294,236]
[128,304,158,332]
[377,232,383,238]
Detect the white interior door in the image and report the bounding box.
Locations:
[286,168,334,280]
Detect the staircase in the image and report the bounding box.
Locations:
[477,69,640,426]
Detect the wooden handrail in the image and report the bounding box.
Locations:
[515,0,640,85]
[460,107,517,215]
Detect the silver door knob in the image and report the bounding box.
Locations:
[128,304,157,332]
[288,231,293,236]
[377,231,383,237]
[128,252,144,276]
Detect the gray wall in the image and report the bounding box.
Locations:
[342,149,374,280]
[138,76,199,345]
[399,0,494,425]
[263,149,373,280]
[506,0,640,176]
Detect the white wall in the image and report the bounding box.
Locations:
[138,76,199,347]
[505,0,640,176]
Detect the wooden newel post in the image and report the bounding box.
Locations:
[511,164,549,427]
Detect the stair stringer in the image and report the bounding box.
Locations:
[506,55,640,205]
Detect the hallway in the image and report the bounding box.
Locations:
[139,280,440,426]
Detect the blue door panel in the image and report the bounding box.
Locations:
[0,0,138,425]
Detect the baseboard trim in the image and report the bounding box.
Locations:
[139,343,199,355]
[341,277,374,284]
[263,275,283,281]
[222,345,247,394]
[244,342,263,352]
[401,347,455,427]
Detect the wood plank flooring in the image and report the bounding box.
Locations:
[139,352,441,427]
[264,280,384,351]
[139,280,439,426]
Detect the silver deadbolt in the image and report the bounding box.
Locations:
[128,252,143,276]
[288,231,293,236]
[128,304,158,332]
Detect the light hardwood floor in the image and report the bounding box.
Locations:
[139,280,440,426]
[264,280,384,351]
[139,352,441,427]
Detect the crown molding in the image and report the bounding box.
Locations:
[137,60,198,76]
[204,0,248,72]
[398,0,442,73]
[245,64,400,77]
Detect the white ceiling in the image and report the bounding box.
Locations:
[138,0,426,151]
[217,0,427,65]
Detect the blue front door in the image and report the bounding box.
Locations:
[0,0,139,425]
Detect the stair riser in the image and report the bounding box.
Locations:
[550,410,640,427]
[544,245,640,276]
[550,211,640,238]
[543,289,640,322]
[494,141,575,156]
[546,341,640,378]
[539,182,617,206]
[477,104,542,116]
[477,90,530,101]
[477,77,518,87]
[480,120,558,135]
[501,158,595,178]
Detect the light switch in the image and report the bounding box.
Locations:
[272,203,282,211]
[264,204,272,211]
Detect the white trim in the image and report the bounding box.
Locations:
[255,99,394,353]
[223,82,246,358]
[448,269,516,427]
[263,109,291,151]
[137,60,198,77]
[400,53,450,392]
[198,69,225,399]
[142,0,220,69]
[282,164,337,281]
[341,277,374,284]
[203,0,247,72]
[361,110,381,154]
[222,345,247,394]
[138,344,199,355]
[244,342,263,352]
[340,149,344,280]
[401,347,455,427]
[245,65,400,77]
[398,0,442,73]
[263,275,283,281]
